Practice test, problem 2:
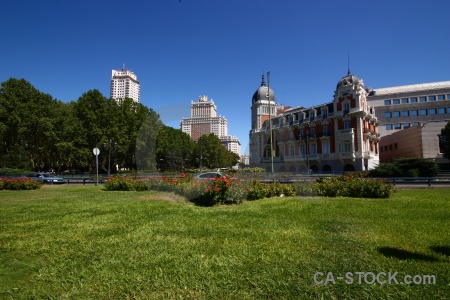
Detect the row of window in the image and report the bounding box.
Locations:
[385,122,422,130]
[384,94,450,105]
[385,107,450,118]
[380,143,398,152]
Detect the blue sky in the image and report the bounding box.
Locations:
[2,0,449,155]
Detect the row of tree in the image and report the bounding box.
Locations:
[0,78,239,173]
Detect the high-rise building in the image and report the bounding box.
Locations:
[181,95,228,141]
[110,67,140,103]
[180,95,241,155]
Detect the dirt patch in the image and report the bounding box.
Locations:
[139,192,191,203]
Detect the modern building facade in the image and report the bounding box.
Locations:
[249,73,380,173]
[366,81,450,164]
[180,95,241,155]
[110,68,140,103]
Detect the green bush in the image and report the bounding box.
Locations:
[293,181,318,196]
[315,176,394,198]
[0,177,42,190]
[0,168,30,176]
[369,158,439,177]
[104,175,149,191]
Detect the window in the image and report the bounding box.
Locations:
[438,108,446,114]
[310,127,316,137]
[290,146,295,156]
[386,124,393,130]
[438,95,445,101]
[323,125,329,136]
[394,124,401,129]
[429,108,437,115]
[403,123,410,128]
[310,143,317,155]
[393,99,400,104]
[410,110,418,116]
[339,140,352,153]
[394,143,398,150]
[344,120,351,129]
[384,112,392,118]
[402,98,409,104]
[410,97,418,103]
[420,96,427,102]
[411,122,419,127]
[402,110,409,117]
[322,109,328,119]
[393,111,400,118]
[384,100,391,105]
[300,145,305,155]
[447,95,450,100]
[343,103,350,114]
[419,109,427,116]
[323,142,329,155]
[429,96,436,101]
[384,146,388,152]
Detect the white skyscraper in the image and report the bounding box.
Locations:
[110,67,140,103]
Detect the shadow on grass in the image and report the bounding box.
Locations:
[430,245,450,257]
[378,247,438,262]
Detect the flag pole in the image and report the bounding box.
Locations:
[267,71,274,175]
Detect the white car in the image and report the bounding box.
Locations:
[193,172,226,180]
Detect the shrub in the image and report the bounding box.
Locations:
[293,181,318,196]
[369,158,439,177]
[104,175,149,191]
[0,177,42,190]
[315,176,394,198]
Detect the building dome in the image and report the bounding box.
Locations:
[336,71,363,90]
[252,74,276,104]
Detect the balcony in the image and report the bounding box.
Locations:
[363,151,376,159]
[339,128,354,135]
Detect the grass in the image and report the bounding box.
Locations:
[0,186,449,299]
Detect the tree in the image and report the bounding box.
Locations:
[440,121,450,159]
[0,78,57,170]
[195,134,239,170]
[155,125,194,172]
[136,109,163,171]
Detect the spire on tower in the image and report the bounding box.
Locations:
[347,53,351,75]
[261,73,266,86]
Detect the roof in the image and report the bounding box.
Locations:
[371,81,450,96]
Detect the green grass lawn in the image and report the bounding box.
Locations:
[1,186,449,299]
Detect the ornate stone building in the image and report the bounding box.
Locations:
[249,73,380,173]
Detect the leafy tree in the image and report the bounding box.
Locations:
[73,89,109,171]
[156,125,194,172]
[0,78,57,170]
[136,108,163,171]
[440,121,450,159]
[195,134,239,170]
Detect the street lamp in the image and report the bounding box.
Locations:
[103,139,114,177]
[305,129,310,175]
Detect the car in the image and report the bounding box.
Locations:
[193,172,226,180]
[26,173,66,184]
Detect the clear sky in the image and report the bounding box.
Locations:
[2,0,449,155]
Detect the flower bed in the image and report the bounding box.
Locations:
[0,177,43,190]
[104,174,395,206]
